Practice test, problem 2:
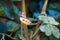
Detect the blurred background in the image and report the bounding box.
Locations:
[0,0,60,40]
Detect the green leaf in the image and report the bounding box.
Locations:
[39,14,47,21]
[0,4,5,16]
[49,35,60,40]
[6,21,19,32]
[16,34,22,40]
[48,6,60,12]
[40,24,52,36]
[52,25,60,38]
[39,15,59,25]
[40,24,60,38]
[16,34,26,40]
[45,17,59,25]
[28,18,34,21]
[11,10,18,19]
[55,19,60,23]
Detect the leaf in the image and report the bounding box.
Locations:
[27,18,34,21]
[45,17,59,25]
[52,25,60,38]
[2,2,12,18]
[16,35,22,40]
[39,15,47,21]
[11,11,18,19]
[39,14,60,38]
[40,24,51,36]
[28,17,38,22]
[0,3,5,16]
[6,21,19,32]
[48,6,60,12]
[16,34,26,40]
[11,4,21,19]
[49,35,60,40]
[39,15,59,25]
[56,19,60,23]
[40,24,60,38]
[40,25,46,32]
[0,22,7,33]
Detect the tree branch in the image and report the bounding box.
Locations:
[0,16,20,24]
[0,33,15,40]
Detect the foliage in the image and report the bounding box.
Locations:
[0,3,5,16]
[11,4,21,19]
[39,14,59,25]
[40,24,60,38]
[0,0,60,40]
[6,21,19,32]
[16,35,22,40]
[16,34,26,40]
[48,6,60,12]
[0,22,7,33]
[39,13,60,38]
[49,35,60,40]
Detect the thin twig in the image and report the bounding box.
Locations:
[0,16,19,24]
[41,0,48,14]
[30,31,33,40]
[32,0,48,39]
[20,22,24,35]
[5,34,15,40]
[35,0,48,32]
[9,25,18,36]
[10,32,14,36]
[21,0,29,40]
[31,28,40,38]
[0,33,15,40]
[1,38,3,40]
[23,25,29,40]
[2,33,5,40]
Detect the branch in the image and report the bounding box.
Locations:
[2,33,5,40]
[0,16,20,24]
[31,0,48,39]
[0,33,15,40]
[21,0,29,40]
[5,34,15,40]
[30,31,33,40]
[31,28,40,38]
[41,0,48,14]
